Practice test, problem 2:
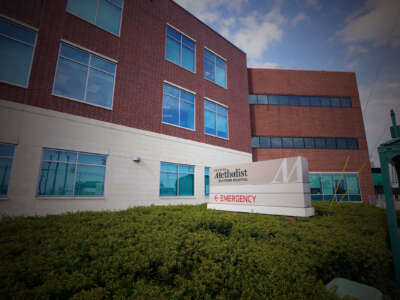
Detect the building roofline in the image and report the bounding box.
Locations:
[248,67,356,75]
[170,0,246,55]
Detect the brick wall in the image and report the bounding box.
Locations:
[0,0,251,153]
[248,68,375,203]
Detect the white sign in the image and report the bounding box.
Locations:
[207,156,315,217]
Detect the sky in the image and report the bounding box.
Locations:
[174,0,400,167]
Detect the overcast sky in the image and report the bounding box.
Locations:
[174,0,400,166]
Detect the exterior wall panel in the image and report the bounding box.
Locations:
[248,68,375,203]
[0,0,251,154]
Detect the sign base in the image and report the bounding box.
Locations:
[207,203,315,217]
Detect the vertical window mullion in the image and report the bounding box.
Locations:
[72,152,79,196]
[83,55,92,102]
[180,35,183,65]
[178,91,181,127]
[176,167,179,196]
[94,0,100,24]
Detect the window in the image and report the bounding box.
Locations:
[160,162,194,196]
[0,17,37,87]
[252,136,359,150]
[53,43,116,109]
[204,99,228,139]
[248,94,352,107]
[310,173,361,201]
[66,0,123,36]
[205,167,210,196]
[162,82,195,130]
[0,143,15,197]
[38,149,106,196]
[53,42,116,109]
[165,25,195,72]
[204,48,226,88]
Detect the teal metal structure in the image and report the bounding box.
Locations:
[378,109,400,285]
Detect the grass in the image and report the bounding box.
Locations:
[0,202,398,299]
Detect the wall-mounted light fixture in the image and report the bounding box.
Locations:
[133,157,141,162]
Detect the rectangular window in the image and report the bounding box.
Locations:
[282,137,293,148]
[160,162,194,196]
[260,136,271,148]
[204,48,226,88]
[271,137,282,148]
[162,82,195,130]
[0,17,37,87]
[251,137,260,148]
[257,95,268,105]
[204,99,228,139]
[53,42,116,109]
[249,95,257,104]
[340,97,352,107]
[205,167,210,196]
[66,0,123,36]
[310,173,361,202]
[0,143,15,197]
[38,149,106,196]
[165,25,195,72]
[293,137,304,148]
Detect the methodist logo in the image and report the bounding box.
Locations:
[214,168,248,183]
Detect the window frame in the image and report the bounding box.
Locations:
[165,23,196,73]
[204,97,229,140]
[159,162,195,197]
[161,80,196,131]
[309,172,362,202]
[0,15,38,88]
[36,148,107,198]
[66,0,124,37]
[52,40,117,110]
[0,142,16,197]
[204,167,210,197]
[204,47,227,89]
[249,94,352,108]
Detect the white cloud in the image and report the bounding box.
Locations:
[226,4,285,60]
[345,59,360,70]
[174,0,248,23]
[175,0,286,62]
[359,79,400,165]
[291,12,309,26]
[248,61,279,68]
[347,45,369,55]
[336,0,400,48]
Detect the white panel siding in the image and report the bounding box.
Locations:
[0,99,251,216]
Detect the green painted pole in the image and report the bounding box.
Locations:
[378,148,400,285]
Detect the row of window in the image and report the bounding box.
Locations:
[67,0,228,89]
[249,94,352,107]
[161,82,228,138]
[251,136,359,150]
[165,25,227,87]
[0,143,211,198]
[0,16,228,132]
[310,173,361,202]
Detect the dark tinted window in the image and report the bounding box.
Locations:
[293,137,304,148]
[336,138,347,149]
[257,95,268,104]
[289,96,300,106]
[269,95,280,105]
[326,138,336,149]
[278,95,289,105]
[271,137,282,148]
[249,95,257,104]
[251,137,259,147]
[300,96,310,106]
[310,96,321,106]
[340,97,352,107]
[346,138,358,149]
[282,137,293,148]
[304,137,314,148]
[331,97,340,107]
[320,97,331,107]
[260,136,271,148]
[315,138,326,149]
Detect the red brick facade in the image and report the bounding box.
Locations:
[248,68,375,203]
[0,0,251,153]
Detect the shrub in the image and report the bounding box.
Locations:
[0,203,395,299]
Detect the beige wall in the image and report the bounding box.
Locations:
[0,99,251,216]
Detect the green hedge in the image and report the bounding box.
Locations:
[0,203,396,299]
